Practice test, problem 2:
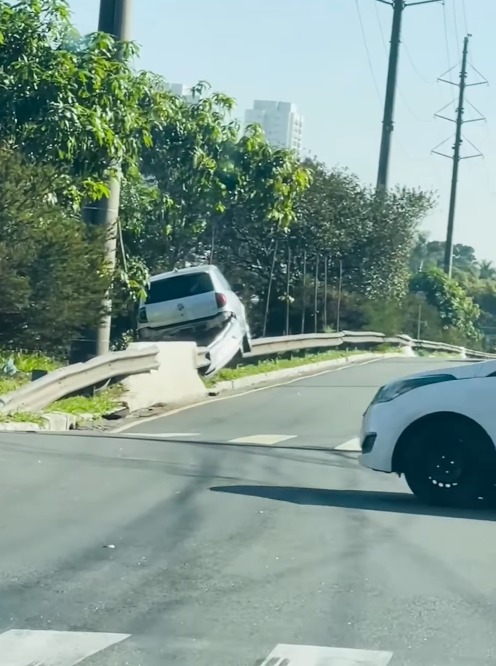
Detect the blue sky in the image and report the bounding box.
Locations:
[69,0,496,261]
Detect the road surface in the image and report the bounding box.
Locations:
[0,356,495,666]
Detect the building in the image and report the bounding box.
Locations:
[244,100,303,154]
[164,83,198,105]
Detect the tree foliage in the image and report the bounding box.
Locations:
[0,147,110,353]
[410,267,481,341]
[3,0,480,355]
[0,0,170,203]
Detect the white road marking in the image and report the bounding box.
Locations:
[0,629,130,666]
[335,437,361,452]
[112,357,385,433]
[228,434,297,445]
[120,432,200,439]
[260,643,393,666]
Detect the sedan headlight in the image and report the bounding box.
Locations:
[372,373,456,404]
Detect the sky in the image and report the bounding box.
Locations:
[69,0,496,262]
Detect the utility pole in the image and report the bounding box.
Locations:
[376,0,442,190]
[91,0,133,355]
[432,34,486,277]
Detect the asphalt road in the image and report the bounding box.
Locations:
[1,356,495,666]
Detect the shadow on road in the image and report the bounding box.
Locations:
[210,484,496,521]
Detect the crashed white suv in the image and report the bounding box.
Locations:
[359,359,496,507]
[137,264,251,351]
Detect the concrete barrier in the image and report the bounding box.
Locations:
[122,341,207,412]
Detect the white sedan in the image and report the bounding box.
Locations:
[359,359,496,507]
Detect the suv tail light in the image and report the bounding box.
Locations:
[138,307,148,323]
[215,292,227,308]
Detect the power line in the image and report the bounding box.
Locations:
[402,41,434,85]
[373,0,388,53]
[355,0,383,104]
[441,1,456,100]
[451,0,460,51]
[461,0,469,33]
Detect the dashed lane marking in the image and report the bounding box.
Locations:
[259,643,393,666]
[0,629,130,666]
[119,432,200,439]
[334,437,361,452]
[228,434,297,446]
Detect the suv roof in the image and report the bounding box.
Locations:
[150,264,216,283]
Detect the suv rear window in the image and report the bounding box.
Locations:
[146,272,214,304]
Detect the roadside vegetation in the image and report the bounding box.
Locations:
[208,347,401,384]
[0,1,494,423]
[46,385,124,417]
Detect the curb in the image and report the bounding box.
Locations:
[210,351,406,394]
[0,411,79,432]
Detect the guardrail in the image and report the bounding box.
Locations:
[0,345,160,414]
[1,332,495,416]
[240,331,496,362]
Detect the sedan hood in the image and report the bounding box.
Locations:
[406,359,496,381]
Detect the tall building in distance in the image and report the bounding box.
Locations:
[244,100,303,155]
[164,82,197,105]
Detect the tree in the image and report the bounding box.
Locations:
[210,125,310,290]
[410,267,481,342]
[210,158,433,335]
[479,260,496,281]
[291,162,434,300]
[120,116,310,294]
[0,147,110,353]
[0,0,170,203]
[410,237,479,278]
[127,84,240,270]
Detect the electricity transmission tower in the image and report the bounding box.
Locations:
[432,34,487,277]
[376,0,442,190]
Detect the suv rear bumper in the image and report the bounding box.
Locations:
[138,312,230,340]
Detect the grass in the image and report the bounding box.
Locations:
[46,384,124,418]
[0,350,63,396]
[0,376,25,394]
[0,411,45,425]
[208,348,366,384]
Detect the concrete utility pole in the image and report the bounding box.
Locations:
[91,0,133,355]
[376,0,441,190]
[432,34,486,277]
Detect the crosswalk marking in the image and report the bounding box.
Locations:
[0,629,130,666]
[259,643,393,666]
[228,434,297,445]
[335,437,361,452]
[0,630,397,665]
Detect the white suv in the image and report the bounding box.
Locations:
[137,264,252,352]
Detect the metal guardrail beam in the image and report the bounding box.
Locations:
[241,332,496,362]
[0,345,160,414]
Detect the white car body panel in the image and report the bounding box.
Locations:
[359,360,496,473]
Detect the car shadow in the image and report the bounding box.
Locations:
[210,484,496,521]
